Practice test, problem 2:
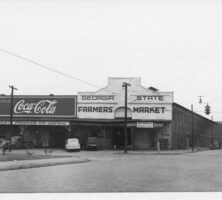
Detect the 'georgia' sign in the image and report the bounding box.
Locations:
[0,96,77,118]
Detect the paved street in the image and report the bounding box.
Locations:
[0,149,222,192]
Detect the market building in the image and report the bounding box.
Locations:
[1,77,222,150]
[0,95,77,148]
[71,77,222,150]
[74,76,173,150]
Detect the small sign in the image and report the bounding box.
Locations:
[153,123,164,128]
[136,122,154,128]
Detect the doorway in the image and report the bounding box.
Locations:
[49,130,66,148]
[112,127,132,149]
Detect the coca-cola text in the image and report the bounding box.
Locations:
[14,99,57,114]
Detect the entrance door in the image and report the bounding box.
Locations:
[49,131,65,148]
[149,131,157,150]
[112,128,132,148]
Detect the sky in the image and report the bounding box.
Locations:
[0,0,222,120]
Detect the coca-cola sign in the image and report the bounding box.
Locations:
[0,96,77,118]
[14,100,57,114]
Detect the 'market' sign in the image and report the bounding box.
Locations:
[0,96,77,118]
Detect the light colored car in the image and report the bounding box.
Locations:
[65,138,81,152]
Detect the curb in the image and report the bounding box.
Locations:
[0,158,89,171]
[114,152,190,155]
[113,149,210,155]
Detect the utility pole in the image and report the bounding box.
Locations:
[122,82,131,153]
[9,85,17,145]
[191,104,194,152]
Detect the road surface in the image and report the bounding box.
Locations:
[0,150,222,192]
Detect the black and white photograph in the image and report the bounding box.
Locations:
[0,0,222,200]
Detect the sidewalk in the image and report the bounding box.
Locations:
[0,149,89,171]
[113,147,210,155]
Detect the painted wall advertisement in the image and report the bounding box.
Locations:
[0,96,77,118]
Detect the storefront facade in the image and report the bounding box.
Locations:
[74,77,173,150]
[0,95,77,148]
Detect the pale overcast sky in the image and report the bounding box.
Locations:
[0,0,222,120]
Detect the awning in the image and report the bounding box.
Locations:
[0,121,70,126]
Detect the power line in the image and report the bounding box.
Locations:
[159,66,209,90]
[1,48,169,98]
[0,48,126,96]
[0,48,214,93]
[0,48,213,93]
[1,48,222,109]
[0,48,101,89]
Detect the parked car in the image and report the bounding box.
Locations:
[0,138,10,148]
[209,140,221,150]
[65,138,81,152]
[0,138,12,154]
[11,136,23,149]
[86,137,98,151]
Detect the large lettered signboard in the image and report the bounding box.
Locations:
[128,94,173,120]
[0,95,77,118]
[77,94,117,119]
[77,78,173,120]
[78,87,173,120]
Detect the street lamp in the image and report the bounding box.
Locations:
[9,85,17,145]
[122,82,131,153]
[198,96,203,104]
